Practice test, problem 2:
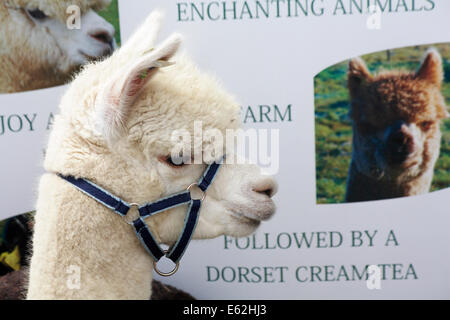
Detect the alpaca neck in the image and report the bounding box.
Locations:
[345,160,433,202]
[0,52,71,93]
[0,12,71,93]
[27,173,156,299]
[28,140,162,299]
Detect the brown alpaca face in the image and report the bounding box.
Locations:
[348,50,449,181]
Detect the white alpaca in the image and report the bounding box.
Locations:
[0,0,116,93]
[27,11,277,300]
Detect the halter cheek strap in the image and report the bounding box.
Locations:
[57,159,223,276]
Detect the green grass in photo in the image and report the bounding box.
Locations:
[98,0,121,46]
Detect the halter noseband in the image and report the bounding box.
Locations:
[57,158,223,276]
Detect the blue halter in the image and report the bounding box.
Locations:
[58,158,223,276]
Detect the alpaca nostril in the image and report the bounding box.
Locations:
[255,188,273,198]
[389,132,413,151]
[89,30,113,47]
[252,179,277,198]
[386,128,415,164]
[391,131,411,147]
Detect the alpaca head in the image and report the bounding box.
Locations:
[55,11,277,245]
[348,49,449,182]
[0,0,115,91]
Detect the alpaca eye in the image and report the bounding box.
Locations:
[163,156,186,168]
[419,121,433,131]
[27,9,48,20]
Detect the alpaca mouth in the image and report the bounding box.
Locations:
[79,49,112,62]
[388,154,420,169]
[399,160,419,169]
[229,211,261,225]
[227,200,275,225]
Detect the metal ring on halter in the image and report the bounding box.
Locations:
[153,251,180,277]
[123,203,140,225]
[187,183,206,201]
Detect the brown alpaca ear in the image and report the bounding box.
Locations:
[348,57,371,90]
[416,48,443,87]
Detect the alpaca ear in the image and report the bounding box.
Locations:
[117,10,164,60]
[96,33,182,143]
[348,57,372,89]
[416,48,443,87]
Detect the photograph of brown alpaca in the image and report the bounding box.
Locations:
[345,49,449,202]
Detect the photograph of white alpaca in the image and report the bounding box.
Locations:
[0,0,116,93]
[27,10,277,299]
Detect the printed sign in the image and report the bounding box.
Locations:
[119,0,450,299]
[0,0,121,217]
[0,0,449,299]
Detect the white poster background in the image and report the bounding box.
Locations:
[119,0,450,299]
[0,0,449,299]
[0,86,66,216]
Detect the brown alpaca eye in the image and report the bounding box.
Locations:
[27,9,48,20]
[419,121,433,131]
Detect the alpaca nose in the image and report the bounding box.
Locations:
[252,178,278,198]
[386,122,415,164]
